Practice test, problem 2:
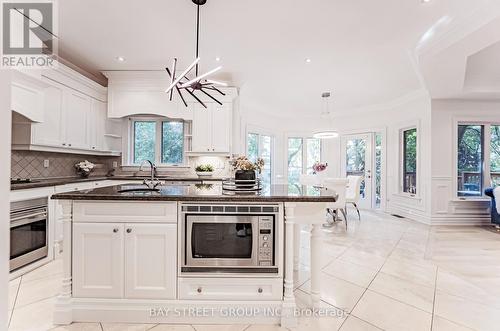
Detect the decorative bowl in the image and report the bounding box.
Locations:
[196,171,213,178]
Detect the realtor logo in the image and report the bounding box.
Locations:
[1,1,57,68]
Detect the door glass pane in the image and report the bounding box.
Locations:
[375,133,382,208]
[491,125,500,187]
[162,121,184,164]
[403,128,417,194]
[346,138,366,198]
[191,222,253,259]
[457,125,483,196]
[261,135,272,187]
[134,121,156,164]
[247,133,259,162]
[288,138,303,194]
[306,138,321,174]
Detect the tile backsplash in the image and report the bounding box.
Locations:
[11,150,121,179]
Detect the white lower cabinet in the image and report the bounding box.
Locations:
[178,277,283,301]
[73,222,177,299]
[124,223,177,299]
[73,223,124,298]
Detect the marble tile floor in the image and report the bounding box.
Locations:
[8,210,500,331]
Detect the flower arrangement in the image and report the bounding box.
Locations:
[231,156,265,174]
[75,160,95,178]
[312,162,328,174]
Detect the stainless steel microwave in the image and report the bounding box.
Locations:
[180,203,279,274]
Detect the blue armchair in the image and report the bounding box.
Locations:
[485,188,500,226]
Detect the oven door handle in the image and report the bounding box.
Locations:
[11,212,47,227]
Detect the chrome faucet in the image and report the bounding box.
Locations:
[140,160,161,189]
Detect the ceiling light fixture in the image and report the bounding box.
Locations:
[313,92,339,139]
[306,58,312,63]
[115,56,126,62]
[165,0,227,108]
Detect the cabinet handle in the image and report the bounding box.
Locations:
[113,228,119,233]
[258,287,263,293]
[68,143,72,147]
[197,287,202,293]
[62,143,66,146]
[126,228,132,233]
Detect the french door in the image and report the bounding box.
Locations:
[341,133,381,209]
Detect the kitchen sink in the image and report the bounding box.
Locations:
[117,186,160,193]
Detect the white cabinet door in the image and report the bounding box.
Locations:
[73,223,124,298]
[32,80,64,147]
[64,90,91,150]
[88,99,107,151]
[191,104,212,152]
[211,103,231,153]
[124,223,177,299]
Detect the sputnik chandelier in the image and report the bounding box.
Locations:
[165,0,226,108]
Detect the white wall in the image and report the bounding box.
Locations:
[430,99,499,225]
[1,71,12,328]
[237,92,433,223]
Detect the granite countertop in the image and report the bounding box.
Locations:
[51,183,336,203]
[10,176,224,191]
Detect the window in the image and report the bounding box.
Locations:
[247,133,273,187]
[287,137,322,193]
[457,124,483,196]
[131,118,186,166]
[401,128,417,195]
[491,125,500,187]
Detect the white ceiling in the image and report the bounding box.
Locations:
[57,0,495,117]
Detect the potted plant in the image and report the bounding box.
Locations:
[195,164,214,178]
[231,156,265,185]
[75,160,95,178]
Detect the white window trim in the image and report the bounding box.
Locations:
[124,116,189,168]
[245,128,276,185]
[453,117,500,199]
[398,121,420,198]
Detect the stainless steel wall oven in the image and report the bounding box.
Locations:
[180,204,279,274]
[10,197,48,271]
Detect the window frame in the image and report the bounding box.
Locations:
[398,123,420,198]
[286,135,323,182]
[454,119,500,199]
[245,129,275,185]
[128,116,188,167]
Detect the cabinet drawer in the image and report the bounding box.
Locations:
[178,277,283,301]
[73,201,177,223]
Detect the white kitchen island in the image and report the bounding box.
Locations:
[51,183,335,327]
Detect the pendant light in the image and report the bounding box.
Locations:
[313,92,339,139]
[165,0,226,109]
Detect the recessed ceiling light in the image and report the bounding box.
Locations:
[215,57,221,62]
[305,58,312,63]
[115,56,126,62]
[421,0,431,3]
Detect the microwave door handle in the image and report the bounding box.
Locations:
[10,212,48,228]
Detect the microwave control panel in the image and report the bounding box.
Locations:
[258,216,274,266]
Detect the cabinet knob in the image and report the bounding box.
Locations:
[258,287,263,293]
[197,287,202,293]
[62,143,66,146]
[68,143,72,147]
[113,228,119,233]
[126,228,132,233]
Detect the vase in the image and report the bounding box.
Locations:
[235,170,256,188]
[77,171,90,178]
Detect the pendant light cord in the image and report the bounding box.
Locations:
[195,4,200,76]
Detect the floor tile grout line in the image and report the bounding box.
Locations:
[11,293,58,311]
[8,275,23,328]
[99,322,104,331]
[337,226,409,330]
[430,265,439,331]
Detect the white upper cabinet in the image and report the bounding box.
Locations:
[11,63,122,156]
[64,89,91,150]
[192,103,232,154]
[31,78,64,147]
[11,70,47,123]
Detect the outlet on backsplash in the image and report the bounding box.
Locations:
[43,160,50,168]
